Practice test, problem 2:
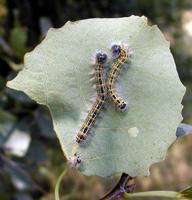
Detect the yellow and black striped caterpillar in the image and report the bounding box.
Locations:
[76,52,107,143]
[107,43,130,110]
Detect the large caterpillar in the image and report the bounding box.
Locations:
[76,52,107,143]
[107,43,131,110]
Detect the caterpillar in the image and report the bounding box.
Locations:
[76,52,108,143]
[68,153,81,168]
[107,43,131,110]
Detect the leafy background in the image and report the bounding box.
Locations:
[0,0,192,199]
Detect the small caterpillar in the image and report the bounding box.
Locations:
[76,52,107,143]
[107,43,130,110]
[68,153,81,168]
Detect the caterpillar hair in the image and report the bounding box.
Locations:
[68,153,81,168]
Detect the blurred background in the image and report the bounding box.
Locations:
[0,0,192,199]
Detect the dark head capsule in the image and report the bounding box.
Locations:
[111,44,121,58]
[96,53,107,64]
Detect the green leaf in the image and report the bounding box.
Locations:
[9,26,27,59]
[124,187,192,200]
[7,16,185,177]
[124,190,182,199]
[180,187,192,199]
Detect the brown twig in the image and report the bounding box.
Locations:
[100,173,136,200]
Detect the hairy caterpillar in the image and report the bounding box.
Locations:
[107,43,131,110]
[68,153,81,168]
[76,52,108,143]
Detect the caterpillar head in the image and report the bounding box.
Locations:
[111,44,121,58]
[111,42,133,59]
[96,52,108,64]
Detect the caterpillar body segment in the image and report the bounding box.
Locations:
[107,43,131,110]
[76,52,108,143]
[95,64,107,99]
[76,97,105,143]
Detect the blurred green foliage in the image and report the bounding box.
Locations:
[0,0,192,199]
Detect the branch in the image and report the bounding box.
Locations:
[100,173,136,200]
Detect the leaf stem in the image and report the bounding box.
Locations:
[55,166,68,200]
[124,191,182,199]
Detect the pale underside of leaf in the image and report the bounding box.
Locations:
[7,16,186,177]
